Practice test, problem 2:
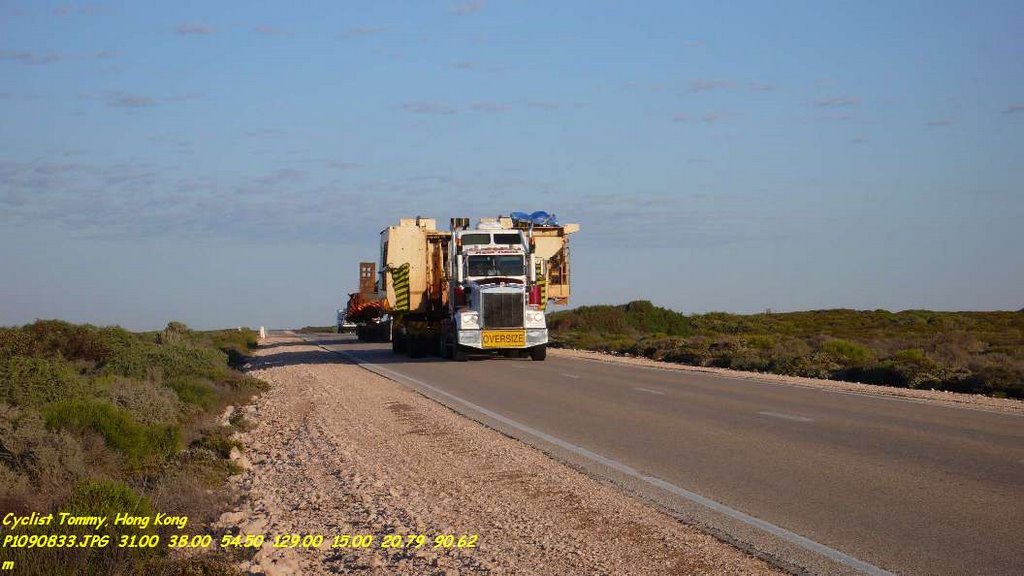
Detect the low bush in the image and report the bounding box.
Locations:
[0,319,263,575]
[820,339,875,366]
[167,375,217,408]
[294,325,336,334]
[43,399,179,469]
[0,317,268,573]
[0,355,88,408]
[65,479,153,522]
[550,305,1024,398]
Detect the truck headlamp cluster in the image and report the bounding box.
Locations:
[525,310,546,327]
[460,312,480,329]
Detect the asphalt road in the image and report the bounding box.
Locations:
[307,334,1024,576]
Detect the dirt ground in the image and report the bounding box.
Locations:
[220,334,783,575]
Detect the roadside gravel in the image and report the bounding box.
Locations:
[221,335,783,575]
[550,347,1024,415]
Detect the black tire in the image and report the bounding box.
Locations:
[452,345,468,362]
[391,332,405,354]
[409,336,425,358]
[529,344,547,361]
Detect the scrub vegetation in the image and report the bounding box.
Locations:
[549,301,1024,399]
[294,325,337,334]
[0,320,265,575]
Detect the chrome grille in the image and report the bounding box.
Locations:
[482,292,524,328]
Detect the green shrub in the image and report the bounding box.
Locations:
[43,399,179,468]
[0,404,88,507]
[0,320,267,575]
[97,375,184,426]
[65,479,152,522]
[191,427,241,459]
[103,342,228,383]
[0,356,88,408]
[550,305,1024,398]
[966,354,1024,398]
[549,301,695,337]
[0,327,32,358]
[821,339,874,366]
[204,328,258,367]
[157,321,191,345]
[166,375,216,407]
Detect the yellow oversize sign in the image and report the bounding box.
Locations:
[481,330,526,348]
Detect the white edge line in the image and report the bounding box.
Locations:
[758,411,814,423]
[634,387,666,395]
[329,345,895,576]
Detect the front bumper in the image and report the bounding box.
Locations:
[457,328,548,350]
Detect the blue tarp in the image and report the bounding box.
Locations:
[510,211,559,226]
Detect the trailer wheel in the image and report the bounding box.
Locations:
[529,344,547,361]
[452,345,468,362]
[392,332,405,354]
[409,336,426,358]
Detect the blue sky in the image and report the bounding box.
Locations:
[1,1,1022,330]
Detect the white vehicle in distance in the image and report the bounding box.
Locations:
[336,308,357,333]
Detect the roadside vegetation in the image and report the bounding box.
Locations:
[549,302,1024,399]
[0,320,266,575]
[294,325,337,334]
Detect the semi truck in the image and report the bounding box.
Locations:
[363,214,578,361]
[343,262,391,341]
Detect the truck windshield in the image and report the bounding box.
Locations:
[466,255,524,277]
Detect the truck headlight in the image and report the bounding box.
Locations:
[460,312,479,329]
[525,310,546,327]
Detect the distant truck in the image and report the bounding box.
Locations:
[336,309,356,333]
[343,262,391,342]
[373,214,579,361]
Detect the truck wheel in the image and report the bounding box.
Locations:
[409,336,425,358]
[392,333,405,354]
[439,335,453,359]
[452,345,468,362]
[529,345,547,361]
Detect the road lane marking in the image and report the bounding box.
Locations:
[325,342,896,576]
[758,411,814,423]
[561,373,581,379]
[634,387,665,395]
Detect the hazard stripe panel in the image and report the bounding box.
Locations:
[393,263,410,311]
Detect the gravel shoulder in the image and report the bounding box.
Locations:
[550,347,1024,415]
[221,334,783,575]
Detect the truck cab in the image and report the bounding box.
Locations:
[448,221,548,360]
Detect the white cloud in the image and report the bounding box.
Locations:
[175,23,215,36]
[812,96,860,107]
[342,27,385,39]
[450,0,485,15]
[401,102,458,115]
